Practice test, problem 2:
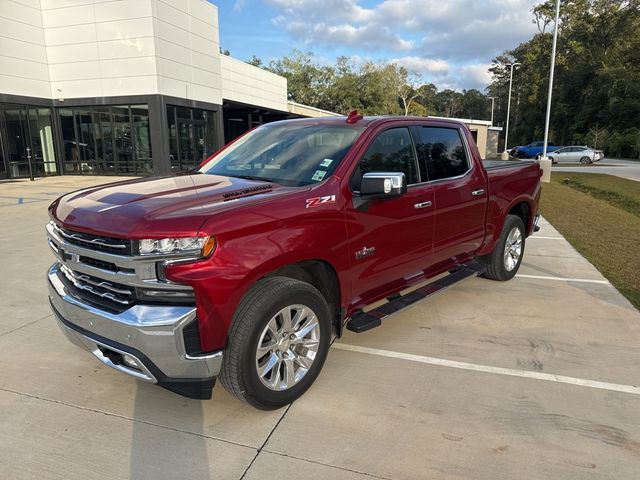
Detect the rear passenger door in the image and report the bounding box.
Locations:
[413,125,487,269]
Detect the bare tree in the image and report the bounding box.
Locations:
[398,71,423,116]
[588,124,608,149]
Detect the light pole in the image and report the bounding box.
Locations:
[540,0,561,183]
[503,62,520,158]
[489,96,495,125]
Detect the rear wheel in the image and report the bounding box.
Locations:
[580,156,591,164]
[219,276,331,410]
[480,214,526,281]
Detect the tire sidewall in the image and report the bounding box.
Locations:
[239,283,331,408]
[495,215,526,280]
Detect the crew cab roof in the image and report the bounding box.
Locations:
[264,115,467,129]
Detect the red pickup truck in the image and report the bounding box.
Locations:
[47,114,541,409]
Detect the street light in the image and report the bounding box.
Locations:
[502,62,521,158]
[540,0,561,183]
[488,96,496,125]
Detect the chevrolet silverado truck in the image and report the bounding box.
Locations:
[47,113,541,409]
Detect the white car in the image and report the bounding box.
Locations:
[548,146,604,164]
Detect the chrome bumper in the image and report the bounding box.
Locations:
[48,263,222,399]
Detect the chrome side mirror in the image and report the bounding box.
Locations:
[360,172,407,200]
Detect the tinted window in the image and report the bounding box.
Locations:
[351,128,418,190]
[415,127,469,181]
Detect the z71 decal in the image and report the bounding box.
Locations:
[305,195,336,209]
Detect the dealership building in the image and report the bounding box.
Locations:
[0,0,339,179]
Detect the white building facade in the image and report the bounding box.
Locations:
[0,0,301,178]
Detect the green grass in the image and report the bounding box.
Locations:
[540,173,640,310]
[556,173,640,218]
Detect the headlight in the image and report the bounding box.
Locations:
[138,236,216,257]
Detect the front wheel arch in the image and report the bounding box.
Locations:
[219,276,332,409]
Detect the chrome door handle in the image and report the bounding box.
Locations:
[414,201,433,209]
[471,189,485,196]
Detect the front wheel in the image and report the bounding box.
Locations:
[219,276,331,410]
[480,214,526,281]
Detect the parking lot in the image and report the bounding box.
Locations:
[1,176,640,480]
[553,158,640,182]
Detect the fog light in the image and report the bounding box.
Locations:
[123,354,141,370]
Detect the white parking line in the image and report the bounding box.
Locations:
[529,236,564,240]
[333,343,640,396]
[515,274,610,285]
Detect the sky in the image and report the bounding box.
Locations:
[214,0,541,92]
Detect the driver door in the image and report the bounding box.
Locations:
[345,127,435,306]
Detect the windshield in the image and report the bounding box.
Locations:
[200,123,364,187]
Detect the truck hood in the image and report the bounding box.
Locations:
[50,174,294,238]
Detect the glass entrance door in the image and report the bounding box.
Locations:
[0,105,58,179]
[167,105,218,172]
[0,135,5,179]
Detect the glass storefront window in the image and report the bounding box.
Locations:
[1,105,58,178]
[59,105,152,176]
[167,105,218,172]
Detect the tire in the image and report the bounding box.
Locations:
[480,214,526,281]
[549,156,556,164]
[535,154,541,160]
[219,276,331,410]
[580,156,591,164]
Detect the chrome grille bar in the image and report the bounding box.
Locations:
[51,222,130,251]
[60,265,134,305]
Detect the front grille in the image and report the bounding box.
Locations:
[53,224,133,255]
[79,256,135,275]
[59,265,136,312]
[48,221,196,314]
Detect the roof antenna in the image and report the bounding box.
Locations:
[346,110,363,124]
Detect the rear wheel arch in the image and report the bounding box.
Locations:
[508,201,531,234]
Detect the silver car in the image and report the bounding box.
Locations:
[548,146,604,164]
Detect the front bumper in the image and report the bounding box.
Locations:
[48,263,222,399]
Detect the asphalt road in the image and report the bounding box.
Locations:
[553,158,640,181]
[1,176,640,479]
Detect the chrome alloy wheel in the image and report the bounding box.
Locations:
[255,304,321,391]
[503,226,523,271]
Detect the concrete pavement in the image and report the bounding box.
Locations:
[1,176,640,479]
[553,158,640,181]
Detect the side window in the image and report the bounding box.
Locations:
[351,128,418,190]
[416,127,469,181]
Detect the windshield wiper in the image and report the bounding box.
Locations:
[228,174,275,183]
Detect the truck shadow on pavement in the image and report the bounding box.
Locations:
[129,383,211,480]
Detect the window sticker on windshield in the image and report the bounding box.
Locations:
[264,164,281,169]
[253,163,262,169]
[312,170,327,181]
[320,158,333,167]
